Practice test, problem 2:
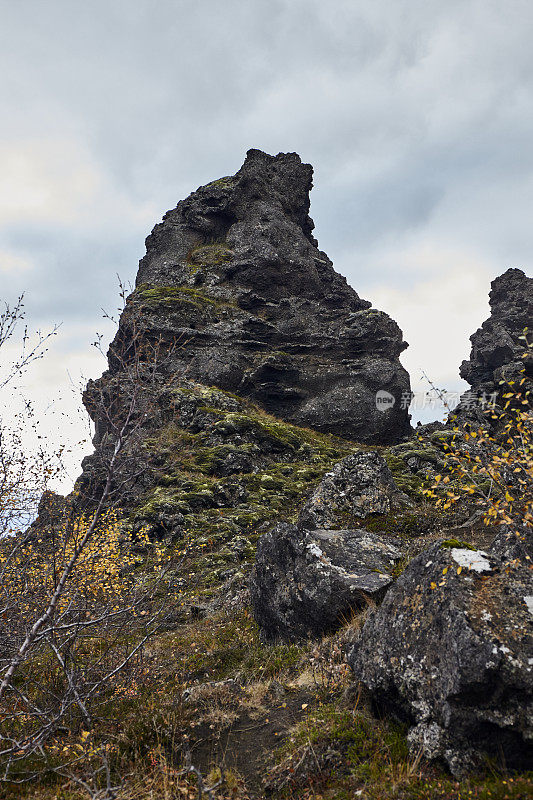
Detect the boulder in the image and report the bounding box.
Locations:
[298,450,410,529]
[250,523,403,641]
[348,526,533,776]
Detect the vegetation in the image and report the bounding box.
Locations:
[0,302,531,799]
[424,332,532,532]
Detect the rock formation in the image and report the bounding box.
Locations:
[348,527,533,776]
[452,267,532,422]
[297,450,411,530]
[32,151,533,788]
[250,524,403,641]
[86,148,411,452]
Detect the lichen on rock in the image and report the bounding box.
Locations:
[347,525,533,776]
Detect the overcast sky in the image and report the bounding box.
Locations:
[1,0,532,490]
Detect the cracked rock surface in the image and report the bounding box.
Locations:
[250,523,403,641]
[348,525,533,776]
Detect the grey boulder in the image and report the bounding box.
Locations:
[348,526,533,776]
[298,450,410,529]
[250,523,403,641]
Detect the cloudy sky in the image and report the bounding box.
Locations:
[1,0,532,490]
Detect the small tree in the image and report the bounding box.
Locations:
[0,297,61,536]
[0,293,182,796]
[424,331,532,530]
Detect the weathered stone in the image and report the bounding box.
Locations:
[89,149,411,448]
[348,526,533,776]
[298,450,410,529]
[250,523,403,641]
[452,268,533,423]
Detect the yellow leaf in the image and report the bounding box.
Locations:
[457,566,462,575]
[430,582,437,590]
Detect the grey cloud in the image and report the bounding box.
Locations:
[1,226,141,323]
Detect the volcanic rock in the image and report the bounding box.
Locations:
[347,526,533,776]
[298,450,410,529]
[88,149,411,447]
[452,268,533,423]
[250,523,403,641]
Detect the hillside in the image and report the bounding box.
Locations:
[1,151,532,800]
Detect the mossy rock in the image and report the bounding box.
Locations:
[383,453,425,498]
[429,429,457,445]
[134,283,234,313]
[189,244,234,267]
[441,538,476,550]
[132,381,355,595]
[203,176,236,191]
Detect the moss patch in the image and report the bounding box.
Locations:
[441,538,477,550]
[203,176,236,191]
[384,452,425,498]
[188,243,234,267]
[134,283,232,311]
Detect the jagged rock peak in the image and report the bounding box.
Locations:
[453,267,532,421]
[104,149,412,443]
[460,268,532,387]
[136,148,366,307]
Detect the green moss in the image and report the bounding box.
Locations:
[429,429,457,445]
[384,453,425,498]
[203,176,236,190]
[274,703,410,788]
[137,284,212,307]
[364,507,451,539]
[395,447,444,466]
[441,538,476,550]
[133,383,356,594]
[188,243,234,267]
[212,413,301,450]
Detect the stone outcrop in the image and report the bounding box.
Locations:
[87,149,411,449]
[348,526,533,776]
[250,524,403,641]
[298,450,410,530]
[452,268,533,423]
[82,379,354,548]
[24,146,533,792]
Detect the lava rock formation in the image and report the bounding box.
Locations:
[453,267,532,422]
[89,149,411,447]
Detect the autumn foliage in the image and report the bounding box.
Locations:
[425,333,532,530]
